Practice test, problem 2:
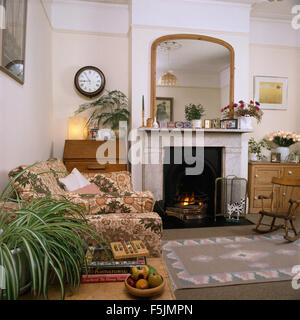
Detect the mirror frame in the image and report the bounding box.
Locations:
[150,34,235,120]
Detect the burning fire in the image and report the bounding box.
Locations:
[178,193,205,206]
[178,193,193,206]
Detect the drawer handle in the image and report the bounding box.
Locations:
[288,171,292,175]
[254,196,258,200]
[87,165,106,170]
[283,192,286,196]
[255,174,259,178]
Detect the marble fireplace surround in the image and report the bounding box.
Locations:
[139,128,251,201]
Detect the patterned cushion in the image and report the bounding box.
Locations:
[84,171,133,193]
[60,190,155,215]
[85,212,162,257]
[8,162,67,201]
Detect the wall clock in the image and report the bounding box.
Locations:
[74,66,105,98]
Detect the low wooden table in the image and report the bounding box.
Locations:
[22,258,176,300]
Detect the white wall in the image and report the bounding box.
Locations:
[0,0,53,190]
[249,44,300,150]
[156,86,221,121]
[51,30,129,158]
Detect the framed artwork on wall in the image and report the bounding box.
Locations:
[254,76,288,110]
[0,0,28,84]
[156,97,173,122]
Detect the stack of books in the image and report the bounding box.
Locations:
[81,245,147,283]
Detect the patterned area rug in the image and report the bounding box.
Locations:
[163,234,300,289]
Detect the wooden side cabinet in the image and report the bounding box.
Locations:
[63,139,127,173]
[248,161,300,213]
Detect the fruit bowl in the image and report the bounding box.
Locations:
[124,275,165,298]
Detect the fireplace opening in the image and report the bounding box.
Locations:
[163,147,222,222]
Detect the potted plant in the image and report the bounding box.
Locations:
[248,137,272,161]
[266,131,300,162]
[221,100,263,130]
[75,90,130,139]
[184,103,205,128]
[0,170,107,300]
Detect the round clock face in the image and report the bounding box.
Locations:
[74,66,105,98]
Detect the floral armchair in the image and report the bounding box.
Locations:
[8,159,162,257]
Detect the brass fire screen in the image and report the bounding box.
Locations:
[214,176,248,222]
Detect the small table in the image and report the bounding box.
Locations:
[22,258,176,300]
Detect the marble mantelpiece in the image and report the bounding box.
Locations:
[136,128,251,201]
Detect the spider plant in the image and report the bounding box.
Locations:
[75,90,130,131]
[0,168,108,300]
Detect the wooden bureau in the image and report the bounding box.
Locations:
[248,161,300,213]
[63,139,127,173]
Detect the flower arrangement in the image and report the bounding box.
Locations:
[266,131,300,147]
[221,100,263,123]
[185,103,205,121]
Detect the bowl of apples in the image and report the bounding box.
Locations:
[125,265,165,298]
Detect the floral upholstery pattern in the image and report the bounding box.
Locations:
[8,159,162,257]
[85,212,162,257]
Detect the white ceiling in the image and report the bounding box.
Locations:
[78,0,298,20]
[79,0,129,4]
[157,39,230,74]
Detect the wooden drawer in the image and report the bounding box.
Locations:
[252,187,281,210]
[283,167,300,178]
[64,161,127,173]
[252,167,282,185]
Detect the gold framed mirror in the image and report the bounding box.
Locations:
[150,34,235,121]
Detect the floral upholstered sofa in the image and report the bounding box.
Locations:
[8,158,162,257]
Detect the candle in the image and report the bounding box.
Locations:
[142,95,144,111]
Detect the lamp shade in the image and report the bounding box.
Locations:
[158,70,178,86]
[68,116,88,140]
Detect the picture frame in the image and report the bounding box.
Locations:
[271,152,281,163]
[220,119,238,129]
[254,76,288,110]
[156,97,173,122]
[212,118,221,129]
[0,0,28,84]
[204,119,212,129]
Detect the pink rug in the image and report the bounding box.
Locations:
[163,234,300,289]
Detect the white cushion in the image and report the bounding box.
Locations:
[59,168,90,192]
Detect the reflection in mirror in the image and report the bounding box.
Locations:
[155,38,232,122]
[0,0,27,84]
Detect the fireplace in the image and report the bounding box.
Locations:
[163,147,222,222]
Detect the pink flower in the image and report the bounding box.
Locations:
[255,106,260,111]
[220,108,224,112]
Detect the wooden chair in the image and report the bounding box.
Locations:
[254,177,300,241]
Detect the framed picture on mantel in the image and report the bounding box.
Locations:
[254,76,288,110]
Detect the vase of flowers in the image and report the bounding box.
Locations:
[221,100,263,130]
[185,103,205,128]
[266,131,300,162]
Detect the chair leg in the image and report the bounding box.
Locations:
[253,214,264,233]
[284,220,289,238]
[270,217,276,231]
[290,220,298,236]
